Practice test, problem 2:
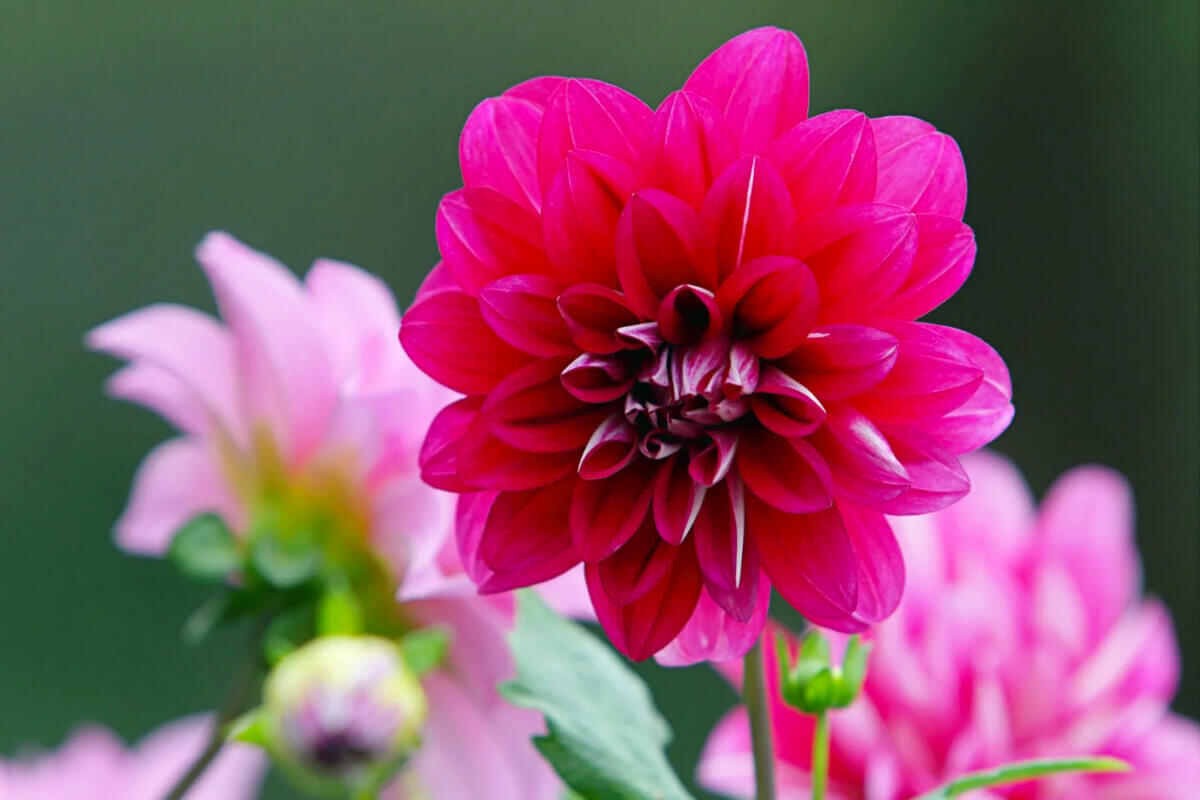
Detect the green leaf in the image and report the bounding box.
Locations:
[182,592,232,645]
[249,536,321,589]
[168,513,240,582]
[399,628,449,676]
[500,591,695,800]
[263,604,315,665]
[912,756,1130,799]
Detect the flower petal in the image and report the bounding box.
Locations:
[873,425,971,514]
[460,95,544,211]
[737,428,834,513]
[537,78,652,192]
[693,477,749,594]
[914,324,1013,453]
[776,325,899,402]
[457,412,577,491]
[768,109,877,220]
[476,477,580,592]
[698,155,796,283]
[561,353,635,405]
[478,274,573,356]
[419,396,485,493]
[715,255,818,358]
[654,455,708,544]
[642,90,738,208]
[749,365,826,438]
[437,188,551,295]
[658,284,724,344]
[482,357,609,453]
[616,189,706,317]
[878,214,975,319]
[569,459,656,561]
[556,283,641,355]
[655,581,769,666]
[812,405,910,505]
[872,115,967,218]
[688,430,741,488]
[838,502,905,625]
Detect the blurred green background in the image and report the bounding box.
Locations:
[1,1,1195,796]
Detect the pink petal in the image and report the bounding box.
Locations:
[542,149,639,287]
[478,274,573,356]
[655,581,770,666]
[838,501,905,625]
[537,78,652,192]
[940,450,1036,564]
[437,188,551,295]
[419,397,484,493]
[400,289,533,395]
[715,255,819,358]
[878,214,976,319]
[794,202,918,323]
[916,324,1013,453]
[658,284,724,344]
[455,490,500,585]
[615,189,706,317]
[561,353,635,405]
[503,75,567,109]
[481,357,608,453]
[104,362,210,436]
[556,283,641,355]
[457,411,577,491]
[812,405,910,505]
[128,715,267,800]
[737,429,834,514]
[577,415,638,480]
[768,109,877,220]
[653,455,708,544]
[776,324,899,401]
[476,477,581,592]
[1070,600,1180,710]
[749,365,827,438]
[415,260,458,300]
[688,430,741,487]
[460,95,544,211]
[569,460,656,561]
[642,90,738,208]
[684,27,810,154]
[873,425,971,514]
[872,115,967,218]
[698,155,796,282]
[114,438,236,556]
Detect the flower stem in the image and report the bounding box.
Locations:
[743,639,777,800]
[811,710,830,800]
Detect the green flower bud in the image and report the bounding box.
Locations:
[777,630,871,715]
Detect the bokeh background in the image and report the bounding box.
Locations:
[1,1,1195,796]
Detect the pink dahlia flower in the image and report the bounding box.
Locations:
[89,233,577,799]
[699,452,1200,799]
[0,716,264,799]
[401,26,1013,661]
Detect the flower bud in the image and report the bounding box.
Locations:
[776,630,870,715]
[256,635,427,791]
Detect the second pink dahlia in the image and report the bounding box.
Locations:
[401,26,1013,661]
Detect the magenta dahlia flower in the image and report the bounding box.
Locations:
[401,26,1013,661]
[698,453,1200,799]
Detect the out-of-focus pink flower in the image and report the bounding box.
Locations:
[0,716,265,800]
[400,25,1012,662]
[89,232,580,799]
[698,452,1200,799]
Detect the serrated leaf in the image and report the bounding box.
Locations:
[399,628,449,676]
[249,536,321,588]
[912,756,1130,799]
[169,514,240,582]
[500,591,695,800]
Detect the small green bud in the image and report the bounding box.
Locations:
[777,630,871,715]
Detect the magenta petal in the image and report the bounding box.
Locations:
[777,325,899,401]
[872,115,967,219]
[457,412,576,491]
[594,522,680,606]
[874,425,971,514]
[693,477,749,592]
[688,430,741,487]
[543,150,639,287]
[460,95,544,212]
[715,256,819,358]
[476,478,580,592]
[478,274,573,356]
[482,357,609,453]
[813,405,910,505]
[556,283,641,355]
[684,27,810,154]
[577,413,638,479]
[415,260,458,301]
[795,202,918,323]
[455,490,499,585]
[737,429,834,513]
[502,75,566,109]
[880,214,976,319]
[699,155,796,282]
[658,284,724,344]
[561,353,635,405]
[768,109,877,220]
[654,456,708,544]
[655,582,769,666]
[419,396,485,492]
[569,461,656,561]
[400,289,532,395]
[436,188,550,295]
[616,190,706,317]
[838,501,905,625]
[749,366,826,438]
[537,78,652,192]
[916,324,1013,453]
[642,90,738,209]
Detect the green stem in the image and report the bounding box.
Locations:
[811,711,829,800]
[743,639,777,800]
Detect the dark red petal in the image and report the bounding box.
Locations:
[616,190,706,317]
[476,477,580,592]
[795,202,917,323]
[419,396,484,492]
[811,405,910,506]
[715,255,818,358]
[873,425,971,514]
[855,320,984,424]
[482,357,609,453]
[767,110,877,220]
[537,78,652,193]
[569,460,656,561]
[400,289,532,395]
[557,283,641,355]
[542,150,639,287]
[577,413,638,480]
[454,490,498,585]
[658,284,724,344]
[687,430,740,487]
[872,115,967,219]
[457,411,577,490]
[776,325,899,401]
[653,455,708,544]
[692,477,749,594]
[478,274,573,356]
[459,96,543,211]
[561,353,635,405]
[838,501,905,625]
[642,90,738,208]
[737,428,833,513]
[699,155,796,283]
[594,519,681,606]
[436,188,550,295]
[749,365,826,438]
[588,536,702,661]
[683,27,810,154]
[878,214,975,320]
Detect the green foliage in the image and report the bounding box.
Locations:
[398,627,449,676]
[912,756,1130,799]
[168,514,240,583]
[500,592,695,800]
[248,535,322,589]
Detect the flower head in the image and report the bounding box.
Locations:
[699,452,1200,798]
[401,27,1012,661]
[0,717,265,800]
